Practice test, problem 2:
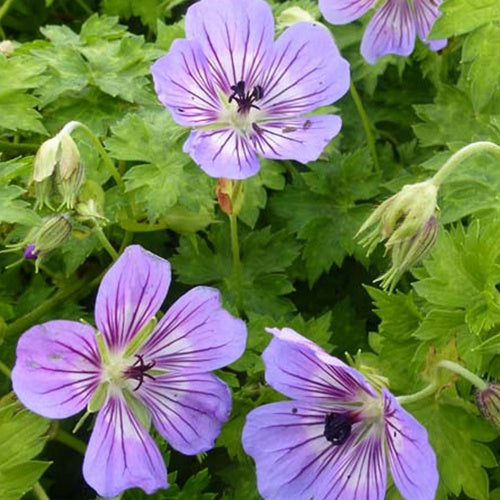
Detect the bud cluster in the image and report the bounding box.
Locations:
[357,180,440,291]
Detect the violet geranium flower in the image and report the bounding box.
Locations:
[319,0,447,64]
[242,327,438,499]
[12,245,247,497]
[151,0,350,179]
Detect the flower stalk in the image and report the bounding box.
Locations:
[229,212,243,313]
[430,141,500,188]
[349,81,379,173]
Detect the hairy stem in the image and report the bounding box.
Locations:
[94,226,119,260]
[32,482,50,500]
[229,213,243,313]
[349,82,380,173]
[437,360,488,391]
[431,141,500,187]
[397,382,438,405]
[53,427,87,455]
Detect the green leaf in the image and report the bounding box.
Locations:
[107,111,214,222]
[271,149,379,284]
[413,218,500,336]
[0,54,46,134]
[413,86,500,148]
[0,185,40,226]
[172,223,300,318]
[413,399,497,500]
[238,159,285,228]
[462,23,500,112]
[0,394,51,500]
[430,0,500,38]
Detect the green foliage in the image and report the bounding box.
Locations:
[106,110,214,225]
[430,0,500,38]
[2,1,500,498]
[413,399,497,500]
[0,394,51,500]
[0,54,47,134]
[173,222,300,317]
[272,148,379,285]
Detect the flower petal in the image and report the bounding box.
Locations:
[185,0,274,92]
[141,286,247,372]
[319,0,377,24]
[315,424,387,500]
[259,22,350,118]
[242,401,335,500]
[12,320,101,419]
[361,0,416,64]
[251,115,342,163]
[151,39,221,127]
[95,245,171,352]
[383,390,439,500]
[137,372,231,455]
[263,327,376,402]
[83,394,167,497]
[413,0,447,51]
[183,128,260,179]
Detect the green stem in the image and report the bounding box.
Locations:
[53,428,87,455]
[4,275,93,338]
[75,0,93,15]
[437,360,488,391]
[62,121,124,190]
[0,139,39,152]
[32,482,50,500]
[397,382,438,405]
[118,230,133,254]
[119,220,172,233]
[0,0,16,23]
[0,360,11,378]
[94,226,119,260]
[349,82,380,173]
[229,212,243,313]
[431,141,500,187]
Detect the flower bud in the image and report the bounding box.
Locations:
[476,383,500,430]
[357,179,439,290]
[215,178,244,216]
[33,214,72,255]
[56,134,85,209]
[0,40,15,57]
[32,130,84,210]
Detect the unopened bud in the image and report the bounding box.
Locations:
[57,134,85,209]
[34,214,72,256]
[32,129,85,210]
[357,179,439,290]
[216,178,244,216]
[377,215,439,291]
[0,40,15,57]
[476,383,500,430]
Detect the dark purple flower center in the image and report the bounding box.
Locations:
[229,80,264,114]
[324,413,351,445]
[124,354,156,391]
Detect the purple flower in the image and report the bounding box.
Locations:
[319,0,447,64]
[151,0,350,179]
[242,327,438,499]
[12,245,247,497]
